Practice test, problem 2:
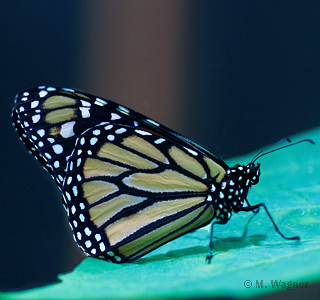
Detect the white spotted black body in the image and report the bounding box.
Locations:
[211,163,261,222]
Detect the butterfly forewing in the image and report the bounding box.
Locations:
[13,87,228,189]
[62,123,226,262]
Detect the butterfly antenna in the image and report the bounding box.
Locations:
[251,138,315,163]
[251,137,291,163]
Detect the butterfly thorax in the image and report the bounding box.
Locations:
[211,162,261,222]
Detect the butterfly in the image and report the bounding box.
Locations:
[12,86,313,263]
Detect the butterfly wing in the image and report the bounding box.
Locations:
[12,86,228,189]
[62,122,227,262]
[13,86,229,262]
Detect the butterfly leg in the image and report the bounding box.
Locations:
[239,203,300,241]
[245,199,259,214]
[206,219,228,264]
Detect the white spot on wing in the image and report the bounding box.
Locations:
[154,138,165,144]
[80,107,90,118]
[60,121,76,138]
[65,191,71,201]
[115,128,126,134]
[99,243,106,252]
[61,88,74,92]
[90,137,98,145]
[135,130,152,136]
[31,101,39,108]
[118,105,130,114]
[92,129,101,135]
[67,176,72,185]
[53,144,63,154]
[32,115,41,123]
[84,227,92,236]
[39,91,48,98]
[104,125,113,130]
[72,186,78,197]
[46,87,56,91]
[58,175,63,182]
[81,100,91,107]
[184,147,198,156]
[111,113,121,120]
[37,129,45,137]
[94,98,107,106]
[107,135,115,141]
[76,158,82,167]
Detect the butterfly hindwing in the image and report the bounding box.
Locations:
[62,122,227,262]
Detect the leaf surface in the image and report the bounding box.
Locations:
[3,127,320,299]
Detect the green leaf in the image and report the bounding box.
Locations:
[2,127,320,300]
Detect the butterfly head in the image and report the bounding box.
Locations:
[221,162,261,213]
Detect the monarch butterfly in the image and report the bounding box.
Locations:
[12,86,314,263]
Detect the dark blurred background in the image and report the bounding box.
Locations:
[1,0,320,292]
